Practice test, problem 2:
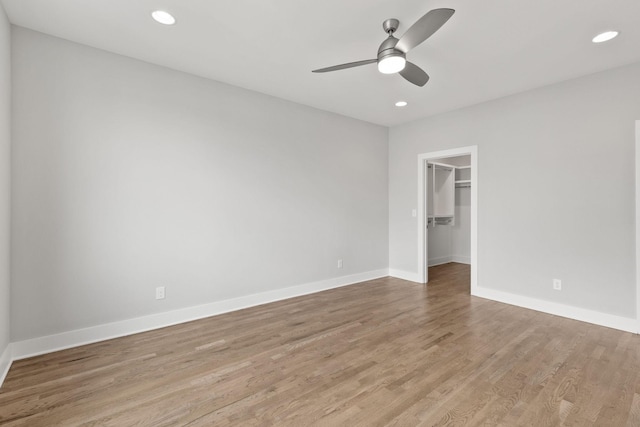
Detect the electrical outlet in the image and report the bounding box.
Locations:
[553,279,562,291]
[337,259,343,269]
[156,286,166,300]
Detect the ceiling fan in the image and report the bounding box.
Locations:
[312,8,455,87]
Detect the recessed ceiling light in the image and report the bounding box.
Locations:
[152,10,176,25]
[592,31,618,43]
[395,101,408,107]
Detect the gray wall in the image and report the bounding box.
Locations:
[0,6,10,356]
[11,28,389,341]
[390,62,640,318]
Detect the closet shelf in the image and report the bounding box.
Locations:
[427,215,454,228]
[428,161,456,170]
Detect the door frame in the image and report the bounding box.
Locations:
[417,145,478,293]
[636,121,640,333]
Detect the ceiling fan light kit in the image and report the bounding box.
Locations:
[312,8,455,87]
[378,55,406,74]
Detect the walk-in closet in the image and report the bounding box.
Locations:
[427,155,471,267]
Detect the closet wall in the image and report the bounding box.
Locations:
[428,155,471,266]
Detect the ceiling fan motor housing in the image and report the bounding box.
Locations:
[377,35,405,63]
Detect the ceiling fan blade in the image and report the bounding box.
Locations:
[399,62,429,87]
[312,59,377,73]
[395,8,455,53]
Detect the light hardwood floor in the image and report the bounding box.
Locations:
[1,263,639,426]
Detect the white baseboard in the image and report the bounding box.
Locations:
[6,271,636,389]
[428,256,470,267]
[428,256,452,267]
[451,255,470,265]
[11,269,389,361]
[0,343,12,388]
[388,269,421,283]
[472,286,637,333]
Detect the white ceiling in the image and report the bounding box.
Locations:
[2,0,640,126]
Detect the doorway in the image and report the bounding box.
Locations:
[417,146,477,293]
[635,120,640,333]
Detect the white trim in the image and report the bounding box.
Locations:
[428,256,453,267]
[388,269,421,283]
[636,120,640,334]
[11,269,388,360]
[473,286,636,333]
[417,146,478,292]
[451,255,471,265]
[470,149,478,294]
[417,155,427,282]
[0,344,12,387]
